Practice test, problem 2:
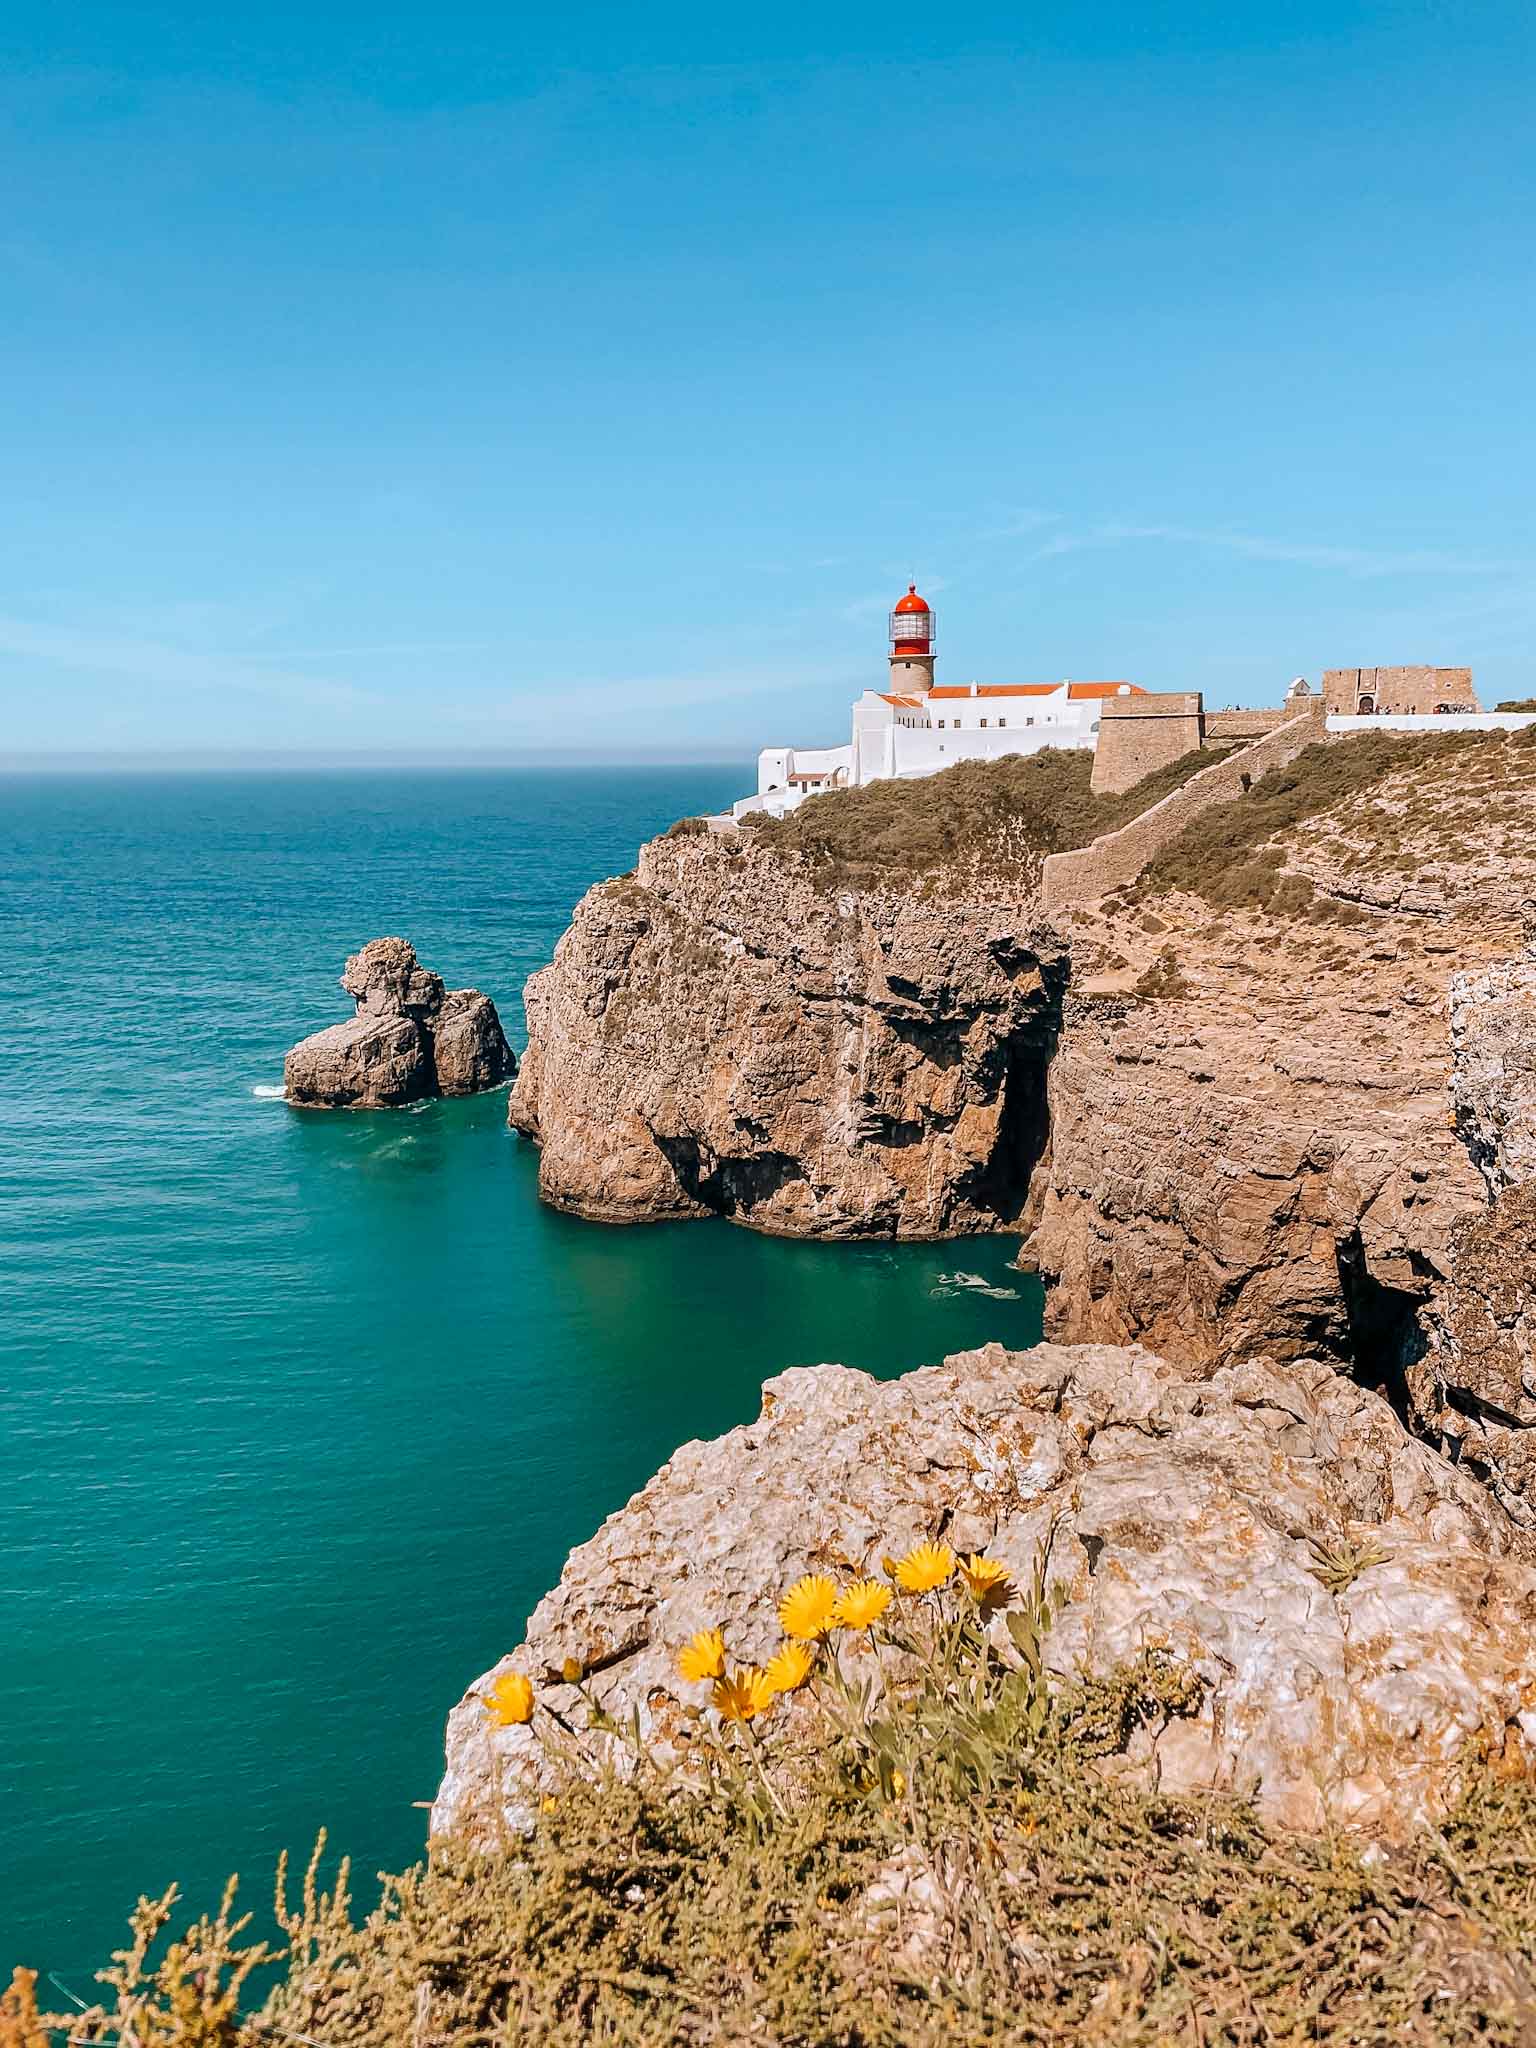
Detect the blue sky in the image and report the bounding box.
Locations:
[3,1,1534,758]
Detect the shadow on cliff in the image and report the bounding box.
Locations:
[960,947,1070,1227]
[1336,1229,1429,1427]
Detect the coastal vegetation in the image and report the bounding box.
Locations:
[748,745,1229,889]
[1132,727,1536,913]
[16,1539,1536,2045]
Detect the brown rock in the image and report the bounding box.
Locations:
[433,988,515,1097]
[284,937,514,1109]
[284,1012,433,1109]
[341,935,446,1018]
[434,1340,1536,1843]
[508,836,1065,1236]
[1451,956,1536,1192]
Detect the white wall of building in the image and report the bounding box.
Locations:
[1327,712,1536,735]
[739,682,1107,818]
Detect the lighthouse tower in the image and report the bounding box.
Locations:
[888,584,936,696]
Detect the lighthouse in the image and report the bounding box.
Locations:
[888,584,936,696]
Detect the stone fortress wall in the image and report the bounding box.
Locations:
[1043,699,1329,911]
[1092,699,1297,798]
[1088,693,1204,796]
[1323,666,1476,716]
[1201,707,1291,743]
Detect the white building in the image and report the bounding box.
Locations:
[732,584,1145,821]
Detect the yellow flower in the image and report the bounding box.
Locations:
[833,1578,892,1630]
[891,1770,907,1797]
[957,1553,1012,1605]
[894,1541,955,1593]
[763,1639,816,1694]
[483,1671,535,1727]
[778,1573,840,1641]
[676,1628,727,1683]
[712,1667,776,1723]
[561,1656,584,1684]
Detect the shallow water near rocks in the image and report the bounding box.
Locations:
[2,766,1043,1978]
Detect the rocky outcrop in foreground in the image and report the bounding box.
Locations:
[509,835,1064,1236]
[436,1340,1536,1841]
[285,937,514,1109]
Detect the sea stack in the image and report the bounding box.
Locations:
[284,937,515,1108]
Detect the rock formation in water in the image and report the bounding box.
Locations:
[284,937,514,1108]
[435,1338,1536,1842]
[509,833,1065,1236]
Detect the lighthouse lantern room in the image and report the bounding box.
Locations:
[888,584,937,695]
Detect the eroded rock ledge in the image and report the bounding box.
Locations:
[286,937,514,1109]
[436,1340,1536,1841]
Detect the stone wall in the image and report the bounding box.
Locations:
[1089,692,1204,796]
[1322,666,1477,716]
[1202,708,1289,743]
[1043,701,1326,910]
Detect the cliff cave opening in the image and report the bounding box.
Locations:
[960,955,1069,1226]
[1335,1231,1424,1427]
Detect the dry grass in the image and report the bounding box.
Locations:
[1132,731,1533,912]
[749,748,1231,893]
[17,1559,1536,2047]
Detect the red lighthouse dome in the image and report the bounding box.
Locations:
[889,585,935,657]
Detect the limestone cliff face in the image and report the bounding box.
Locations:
[509,833,1065,1237]
[1023,748,1536,1380]
[436,1340,1536,1841]
[512,745,1533,1392]
[1022,931,1489,1371]
[1415,950,1536,1520]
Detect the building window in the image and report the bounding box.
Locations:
[1091,720,1100,732]
[1026,717,1034,728]
[980,718,988,728]
[998,718,1007,728]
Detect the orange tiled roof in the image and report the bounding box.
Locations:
[928,684,1056,700]
[924,681,1141,702]
[879,693,924,707]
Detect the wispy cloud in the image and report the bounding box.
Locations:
[1025,522,1514,578]
[217,639,497,661]
[0,613,380,710]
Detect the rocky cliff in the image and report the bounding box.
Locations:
[1415,943,1536,1521]
[1023,738,1536,1392]
[436,1337,1536,1842]
[509,738,1533,1391]
[509,831,1065,1236]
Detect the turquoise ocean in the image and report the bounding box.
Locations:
[3,767,1042,1981]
